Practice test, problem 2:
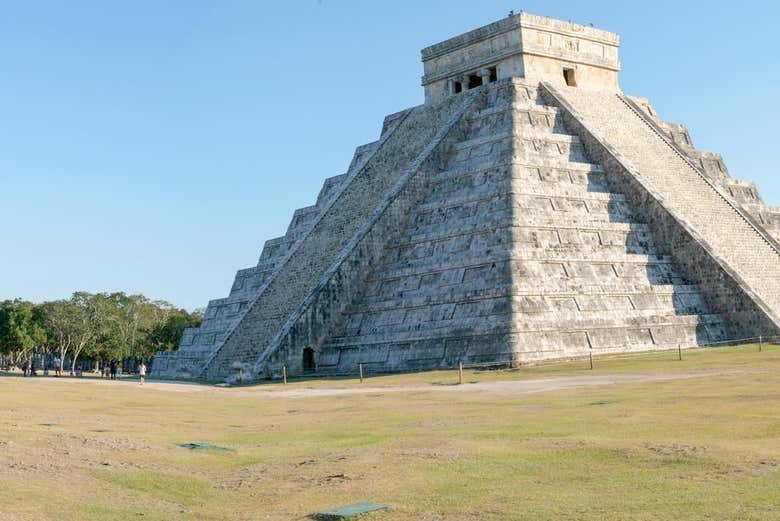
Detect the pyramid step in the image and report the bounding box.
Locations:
[514,251,674,263]
[403,218,514,244]
[328,312,722,350]
[516,161,605,175]
[403,220,651,248]
[454,129,582,152]
[418,189,626,215]
[350,284,707,314]
[516,156,603,171]
[393,224,661,255]
[356,284,516,310]
[518,181,612,198]
[434,160,604,183]
[520,213,638,226]
[453,131,513,151]
[433,160,515,182]
[515,259,688,285]
[315,173,349,206]
[285,205,320,237]
[327,319,513,347]
[360,279,705,307]
[465,106,513,139]
[517,221,651,234]
[516,280,700,295]
[517,326,729,360]
[515,309,721,327]
[370,252,682,285]
[420,187,513,210]
[517,196,635,219]
[257,236,293,264]
[521,243,662,257]
[516,167,609,189]
[517,189,626,203]
[468,103,556,121]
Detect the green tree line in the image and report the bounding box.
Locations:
[0,292,202,373]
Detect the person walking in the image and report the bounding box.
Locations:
[138,361,147,386]
[109,360,117,380]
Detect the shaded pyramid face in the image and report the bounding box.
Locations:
[155,75,780,383]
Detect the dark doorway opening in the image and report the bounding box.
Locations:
[488,66,498,83]
[454,81,463,94]
[302,348,315,372]
[563,68,577,87]
[468,74,483,89]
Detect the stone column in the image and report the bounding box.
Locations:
[480,68,492,85]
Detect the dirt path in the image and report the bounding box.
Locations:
[234,370,762,398]
[8,368,759,398]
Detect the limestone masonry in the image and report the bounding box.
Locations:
[153,12,780,382]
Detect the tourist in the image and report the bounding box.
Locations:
[21,360,29,377]
[109,360,117,380]
[30,358,37,376]
[138,361,147,386]
[53,357,61,377]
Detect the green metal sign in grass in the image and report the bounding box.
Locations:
[314,502,389,520]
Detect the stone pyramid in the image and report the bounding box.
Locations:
[153,12,780,382]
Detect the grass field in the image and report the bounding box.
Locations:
[1,345,779,520]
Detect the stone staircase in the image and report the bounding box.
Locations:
[195,90,476,381]
[548,86,780,328]
[629,96,780,243]
[152,116,396,378]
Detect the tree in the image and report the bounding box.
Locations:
[93,293,165,363]
[147,308,202,356]
[5,292,200,372]
[41,299,79,373]
[66,292,103,374]
[0,300,46,365]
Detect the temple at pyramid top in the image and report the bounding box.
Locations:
[421,12,621,103]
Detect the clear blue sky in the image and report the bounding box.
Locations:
[3,0,778,310]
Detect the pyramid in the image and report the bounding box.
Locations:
[153,12,780,382]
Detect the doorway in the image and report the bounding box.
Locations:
[563,68,577,87]
[302,348,315,372]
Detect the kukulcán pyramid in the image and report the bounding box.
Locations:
[153,12,780,382]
